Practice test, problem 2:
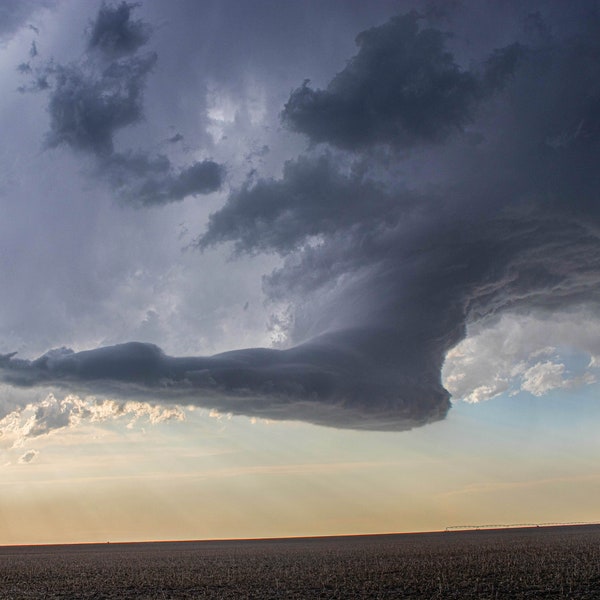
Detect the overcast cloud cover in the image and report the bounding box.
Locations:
[1,0,599,433]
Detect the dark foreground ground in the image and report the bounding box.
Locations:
[1,525,600,599]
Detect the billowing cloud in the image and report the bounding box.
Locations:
[281,12,522,150]
[87,1,151,59]
[0,390,185,447]
[20,1,223,205]
[43,52,157,155]
[197,154,411,254]
[443,312,600,403]
[520,361,568,397]
[2,6,599,432]
[193,12,600,427]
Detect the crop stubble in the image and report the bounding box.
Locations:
[0,525,599,598]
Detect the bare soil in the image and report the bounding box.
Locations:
[1,525,599,598]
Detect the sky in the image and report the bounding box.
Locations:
[0,0,599,545]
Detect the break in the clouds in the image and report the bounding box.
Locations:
[21,1,223,206]
[2,3,600,431]
[443,312,600,403]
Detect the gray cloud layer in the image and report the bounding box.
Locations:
[0,0,55,41]
[3,6,599,431]
[22,1,223,206]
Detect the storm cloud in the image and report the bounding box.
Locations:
[43,51,157,155]
[281,12,522,150]
[197,154,412,255]
[2,6,600,432]
[87,0,151,59]
[104,151,224,207]
[0,337,449,431]
[22,1,223,205]
[194,11,600,427]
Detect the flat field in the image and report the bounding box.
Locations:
[1,525,599,598]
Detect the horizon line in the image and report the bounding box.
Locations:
[3,522,600,550]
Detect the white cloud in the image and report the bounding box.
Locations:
[443,311,600,402]
[0,393,185,448]
[520,361,567,396]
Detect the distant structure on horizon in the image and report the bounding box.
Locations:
[445,521,600,531]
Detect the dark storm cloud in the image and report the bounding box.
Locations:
[22,2,223,205]
[0,338,449,431]
[197,154,412,254]
[44,53,157,155]
[193,12,600,428]
[104,152,224,206]
[3,7,599,432]
[87,1,151,59]
[281,12,522,150]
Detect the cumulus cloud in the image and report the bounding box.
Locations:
[281,12,522,150]
[21,1,223,205]
[443,312,600,402]
[0,390,184,447]
[519,360,568,396]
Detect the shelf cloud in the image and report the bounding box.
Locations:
[2,4,599,431]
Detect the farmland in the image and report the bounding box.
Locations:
[1,525,599,598]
